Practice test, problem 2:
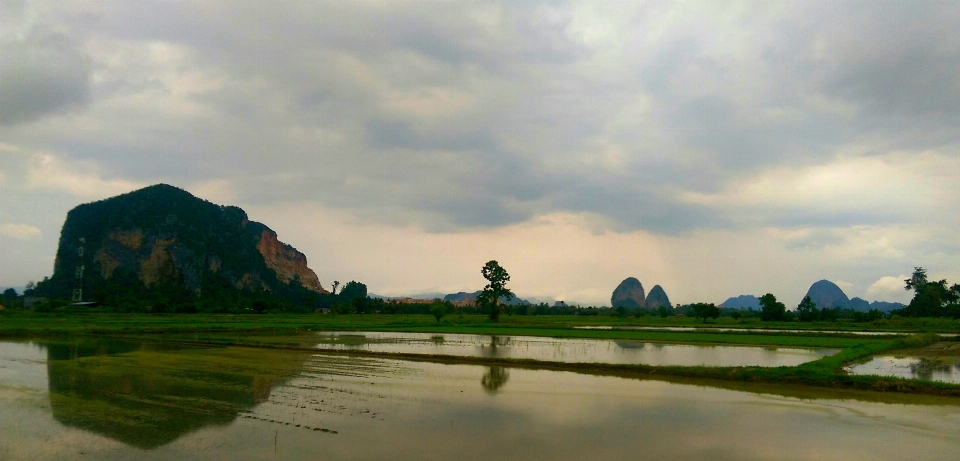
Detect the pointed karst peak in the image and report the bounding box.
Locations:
[645,285,672,310]
[803,280,850,309]
[612,277,645,309]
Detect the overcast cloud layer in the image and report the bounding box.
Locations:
[2,0,959,305]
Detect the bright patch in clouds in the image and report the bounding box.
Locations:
[0,223,41,241]
[681,152,957,227]
[25,154,146,200]
[866,275,911,304]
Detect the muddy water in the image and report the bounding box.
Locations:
[314,331,837,367]
[1,339,960,460]
[846,356,960,383]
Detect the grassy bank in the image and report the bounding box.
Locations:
[0,312,891,348]
[3,311,957,337]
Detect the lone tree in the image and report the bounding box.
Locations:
[478,260,514,322]
[796,296,819,322]
[759,293,786,321]
[430,301,448,322]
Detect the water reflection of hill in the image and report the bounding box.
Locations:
[45,339,311,449]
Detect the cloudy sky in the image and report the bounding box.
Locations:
[2,0,959,306]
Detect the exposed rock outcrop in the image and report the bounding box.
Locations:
[645,285,672,309]
[611,277,645,309]
[255,229,325,292]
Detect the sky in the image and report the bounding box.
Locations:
[1,0,959,306]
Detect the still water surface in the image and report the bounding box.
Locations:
[1,339,959,460]
[846,356,960,383]
[575,325,924,335]
[313,331,837,367]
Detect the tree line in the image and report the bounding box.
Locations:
[6,265,958,321]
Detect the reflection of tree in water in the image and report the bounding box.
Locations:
[482,335,511,357]
[44,339,310,449]
[481,366,510,394]
[909,357,957,381]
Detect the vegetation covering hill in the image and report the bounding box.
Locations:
[611,278,673,312]
[611,277,645,309]
[720,295,761,309]
[645,285,672,309]
[804,280,851,309]
[28,184,335,312]
[803,280,902,312]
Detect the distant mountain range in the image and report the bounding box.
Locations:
[368,292,447,301]
[369,291,532,305]
[443,291,531,306]
[720,280,903,312]
[719,295,761,309]
[803,280,903,312]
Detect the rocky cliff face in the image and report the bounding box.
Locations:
[45,184,327,298]
[611,277,645,309]
[645,285,672,309]
[255,229,325,292]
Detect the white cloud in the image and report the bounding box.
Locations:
[25,153,145,200]
[680,151,960,228]
[0,223,41,240]
[834,280,853,293]
[865,275,911,303]
[186,179,236,204]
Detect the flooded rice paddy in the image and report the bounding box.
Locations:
[846,356,960,384]
[313,331,838,367]
[1,338,959,460]
[575,325,938,336]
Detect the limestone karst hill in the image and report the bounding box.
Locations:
[611,277,646,309]
[804,280,850,310]
[645,285,672,309]
[34,184,326,303]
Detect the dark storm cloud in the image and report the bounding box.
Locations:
[3,0,959,235]
[0,30,90,125]
[365,120,498,152]
[553,179,730,235]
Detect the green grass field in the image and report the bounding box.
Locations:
[3,311,959,337]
